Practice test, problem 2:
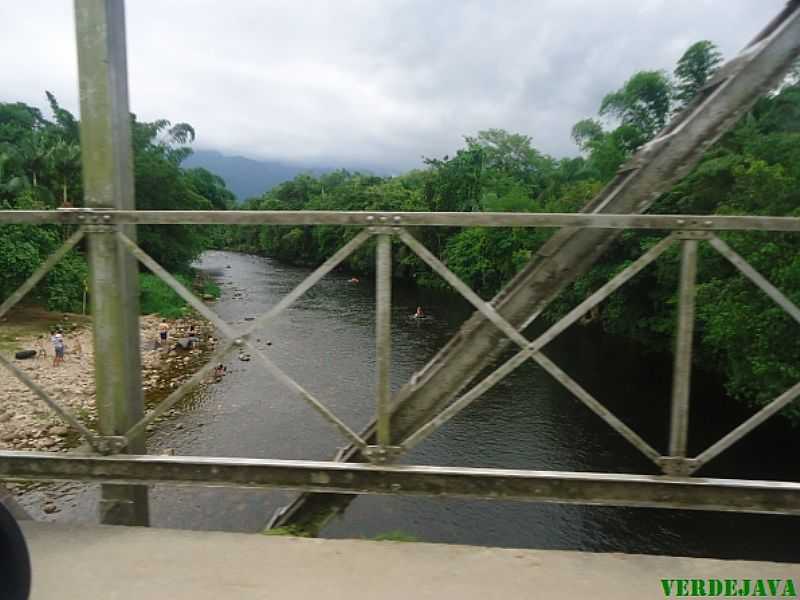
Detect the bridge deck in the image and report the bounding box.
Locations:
[21,522,797,599]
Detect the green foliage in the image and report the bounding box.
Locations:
[139,270,220,318]
[43,251,88,313]
[139,273,192,318]
[198,276,221,299]
[0,92,233,314]
[262,525,314,538]
[673,40,723,110]
[600,70,672,143]
[372,530,418,542]
[571,118,604,153]
[561,47,800,421]
[5,40,800,425]
[226,40,800,424]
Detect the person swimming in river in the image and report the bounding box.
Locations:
[349,277,360,284]
[414,306,425,319]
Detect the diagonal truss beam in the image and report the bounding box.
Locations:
[685,235,800,470]
[0,354,99,448]
[0,227,103,449]
[693,380,800,471]
[117,229,372,450]
[238,230,374,340]
[396,230,670,463]
[708,235,800,325]
[244,342,369,451]
[0,228,85,320]
[123,339,239,442]
[116,232,239,340]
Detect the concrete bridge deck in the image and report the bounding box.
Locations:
[21,522,799,599]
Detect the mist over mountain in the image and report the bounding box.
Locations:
[183,150,391,200]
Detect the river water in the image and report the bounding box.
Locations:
[23,250,800,561]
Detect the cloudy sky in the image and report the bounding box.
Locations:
[0,1,788,171]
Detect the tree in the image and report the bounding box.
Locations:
[48,139,81,206]
[423,144,484,212]
[0,151,27,202]
[45,91,79,143]
[673,40,723,110]
[0,103,45,144]
[571,118,604,153]
[600,70,673,144]
[184,167,236,211]
[18,132,52,188]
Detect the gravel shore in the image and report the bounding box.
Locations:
[0,314,214,453]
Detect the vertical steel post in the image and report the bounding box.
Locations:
[376,234,393,447]
[75,0,149,525]
[669,239,698,458]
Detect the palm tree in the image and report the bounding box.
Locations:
[48,139,81,207]
[18,132,52,188]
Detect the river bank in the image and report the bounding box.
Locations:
[0,308,216,454]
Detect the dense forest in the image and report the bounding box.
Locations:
[224,41,800,420]
[0,94,234,316]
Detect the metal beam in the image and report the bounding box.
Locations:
[693,380,800,470]
[275,2,800,531]
[709,235,800,326]
[0,451,799,515]
[8,210,800,231]
[75,0,148,526]
[668,240,698,458]
[0,229,85,320]
[375,234,393,447]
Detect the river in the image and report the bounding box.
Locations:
[21,250,800,561]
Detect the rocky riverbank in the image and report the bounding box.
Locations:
[0,313,216,453]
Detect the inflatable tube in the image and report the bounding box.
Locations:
[13,350,36,360]
[0,502,31,600]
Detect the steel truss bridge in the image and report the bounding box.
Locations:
[1,0,800,536]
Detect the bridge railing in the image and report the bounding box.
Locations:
[2,208,800,518]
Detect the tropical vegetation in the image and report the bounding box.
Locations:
[224,41,800,420]
[0,93,233,314]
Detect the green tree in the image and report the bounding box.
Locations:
[0,93,233,311]
[48,139,80,206]
[673,40,723,110]
[600,70,672,145]
[571,118,604,153]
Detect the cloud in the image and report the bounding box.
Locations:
[0,0,788,170]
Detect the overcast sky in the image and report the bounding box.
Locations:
[0,1,788,171]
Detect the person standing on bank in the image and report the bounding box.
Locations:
[51,330,65,367]
[158,320,169,347]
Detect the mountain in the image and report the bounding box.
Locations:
[182,150,390,200]
[181,150,327,200]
